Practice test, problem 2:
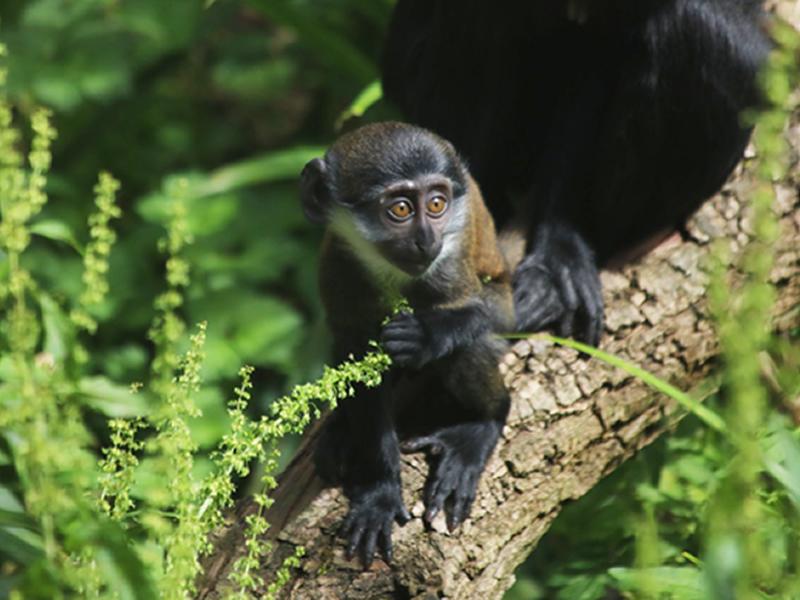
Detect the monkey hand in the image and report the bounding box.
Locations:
[513,223,604,346]
[380,311,436,369]
[402,423,499,531]
[341,480,411,567]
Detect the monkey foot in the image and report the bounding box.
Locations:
[340,481,411,568]
[512,222,604,346]
[402,423,498,531]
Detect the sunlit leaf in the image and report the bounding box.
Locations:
[78,376,150,417]
[29,220,82,253]
[336,80,382,129]
[609,566,706,599]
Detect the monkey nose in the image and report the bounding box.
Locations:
[414,238,442,262]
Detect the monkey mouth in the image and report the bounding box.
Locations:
[396,256,435,276]
[378,244,439,277]
[399,261,430,276]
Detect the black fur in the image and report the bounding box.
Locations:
[382,0,770,344]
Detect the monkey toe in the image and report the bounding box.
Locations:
[513,249,604,346]
[447,486,476,532]
[512,260,565,332]
[401,435,444,456]
[419,447,482,529]
[341,482,410,568]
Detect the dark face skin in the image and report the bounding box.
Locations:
[364,174,454,276]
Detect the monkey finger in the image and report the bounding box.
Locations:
[514,268,561,325]
[512,275,555,307]
[424,504,440,525]
[515,291,562,332]
[425,467,457,525]
[396,504,412,525]
[401,435,444,455]
[386,352,419,368]
[380,522,394,563]
[381,326,424,344]
[554,265,580,337]
[347,523,366,560]
[556,309,577,339]
[362,527,379,567]
[446,509,461,532]
[382,340,422,354]
[557,265,580,312]
[448,478,477,531]
[575,278,604,347]
[339,512,356,538]
[385,312,421,328]
[426,484,453,525]
[423,476,442,522]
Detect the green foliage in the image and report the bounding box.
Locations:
[0,60,156,597]
[71,172,121,334]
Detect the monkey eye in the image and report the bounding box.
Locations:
[387,199,414,221]
[426,195,448,217]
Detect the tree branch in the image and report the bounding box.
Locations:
[197,117,800,600]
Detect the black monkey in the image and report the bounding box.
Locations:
[382,0,770,345]
[301,122,514,566]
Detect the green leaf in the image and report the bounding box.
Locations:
[189,290,303,377]
[189,387,231,448]
[29,219,82,253]
[93,543,156,600]
[0,483,43,564]
[78,376,150,417]
[0,527,43,564]
[763,418,800,509]
[199,146,325,197]
[65,517,158,600]
[609,566,707,599]
[39,294,75,363]
[137,147,324,232]
[336,80,383,129]
[0,484,24,514]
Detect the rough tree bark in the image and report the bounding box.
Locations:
[198,25,800,600]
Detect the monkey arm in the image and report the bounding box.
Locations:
[381,278,512,369]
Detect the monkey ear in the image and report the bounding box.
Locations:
[300,157,331,224]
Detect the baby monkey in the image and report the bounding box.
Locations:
[301,122,513,566]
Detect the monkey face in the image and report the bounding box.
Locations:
[326,173,460,279]
[300,122,471,281]
[370,174,453,276]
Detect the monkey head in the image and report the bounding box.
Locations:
[300,122,470,278]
